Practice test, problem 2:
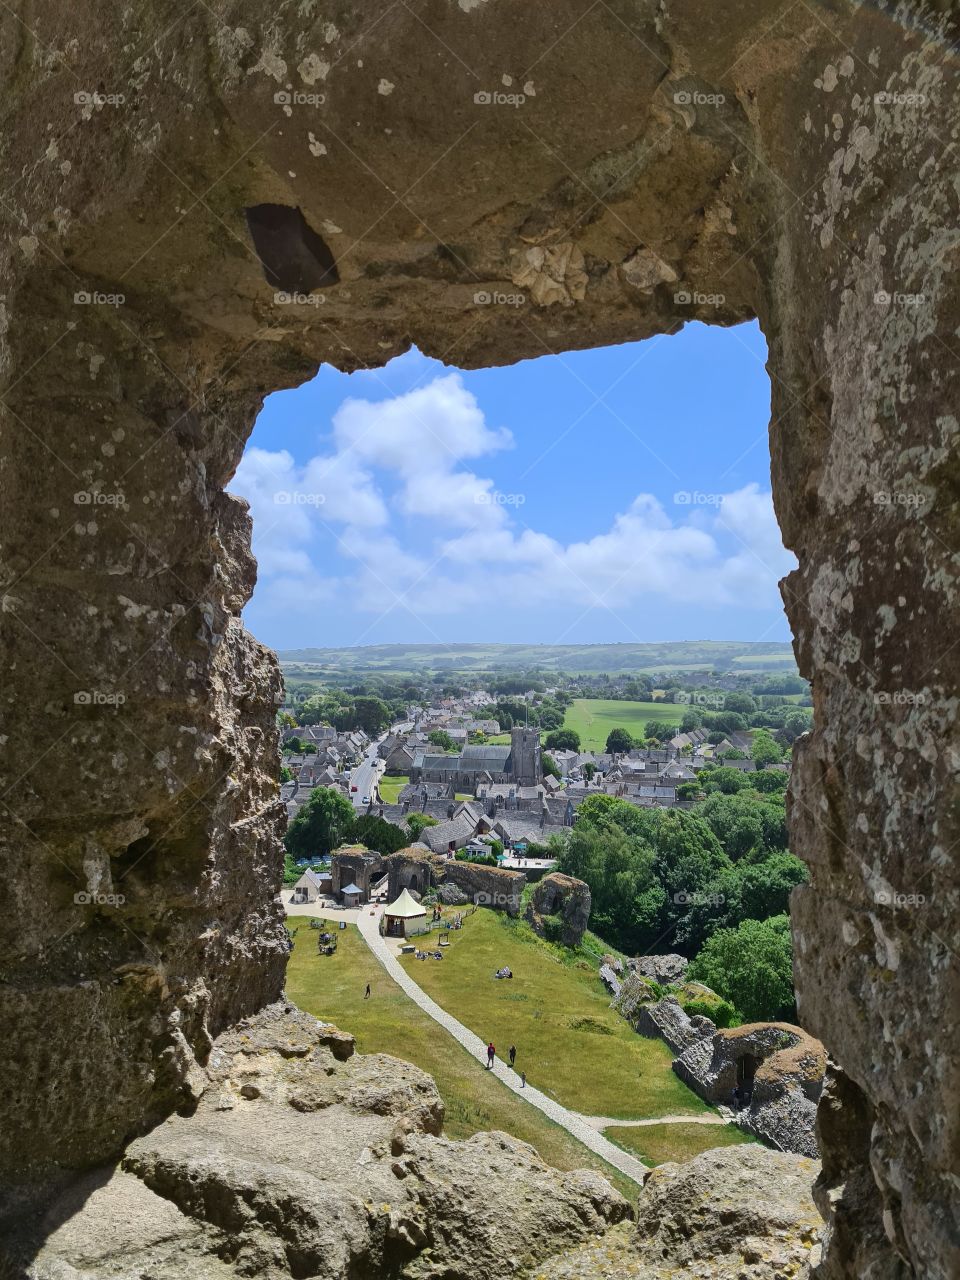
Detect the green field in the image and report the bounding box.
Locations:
[283,917,639,1197]
[399,911,709,1122]
[564,698,685,751]
[605,1121,755,1167]
[378,774,408,803]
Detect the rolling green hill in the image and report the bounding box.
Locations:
[279,640,797,678]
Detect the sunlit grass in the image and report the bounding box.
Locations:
[398,910,709,1120]
[284,917,640,1198]
[605,1121,756,1167]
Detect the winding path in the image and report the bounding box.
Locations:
[355,908,659,1186]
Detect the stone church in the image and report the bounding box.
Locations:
[409,726,542,790]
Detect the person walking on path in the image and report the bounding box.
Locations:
[364,983,371,999]
[508,1044,516,1068]
[486,1041,495,1069]
[520,1071,526,1089]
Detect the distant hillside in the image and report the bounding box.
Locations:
[278,641,798,677]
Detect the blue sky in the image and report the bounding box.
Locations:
[232,320,795,650]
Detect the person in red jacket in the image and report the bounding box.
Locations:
[486,1042,495,1068]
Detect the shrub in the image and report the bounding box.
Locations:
[454,850,498,867]
[683,998,737,1028]
[542,915,565,945]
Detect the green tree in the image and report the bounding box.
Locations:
[582,762,597,781]
[605,727,634,754]
[406,812,440,838]
[352,695,392,736]
[782,708,813,743]
[428,729,457,752]
[688,915,795,1022]
[349,814,408,854]
[752,730,784,767]
[542,751,560,779]
[700,792,766,861]
[284,786,356,858]
[737,853,807,920]
[644,721,671,742]
[282,852,301,885]
[544,728,581,751]
[699,766,753,795]
[280,765,294,783]
[680,708,704,732]
[752,769,789,794]
[724,692,757,715]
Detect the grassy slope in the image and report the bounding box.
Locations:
[283,918,639,1198]
[606,1121,755,1167]
[564,698,685,751]
[399,911,709,1121]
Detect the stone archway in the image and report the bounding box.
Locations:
[0,3,956,1276]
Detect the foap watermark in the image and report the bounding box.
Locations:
[474,89,526,108]
[874,889,925,908]
[474,891,516,907]
[674,288,725,307]
[274,290,325,307]
[274,89,326,108]
[874,90,926,107]
[74,290,125,307]
[74,890,126,907]
[874,289,926,308]
[473,289,525,308]
[676,690,725,708]
[74,690,126,707]
[873,491,927,509]
[874,690,926,706]
[674,890,726,907]
[274,490,326,507]
[674,490,723,507]
[674,89,725,107]
[74,90,125,107]
[74,490,127,508]
[475,490,526,507]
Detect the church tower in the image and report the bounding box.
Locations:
[509,726,541,787]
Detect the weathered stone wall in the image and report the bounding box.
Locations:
[386,849,437,902]
[330,846,385,899]
[674,1022,826,1158]
[526,871,592,946]
[0,3,957,1274]
[442,861,526,916]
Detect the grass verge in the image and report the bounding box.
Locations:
[605,1121,756,1167]
[377,774,409,803]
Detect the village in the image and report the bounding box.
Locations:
[280,687,789,868]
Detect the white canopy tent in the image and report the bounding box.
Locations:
[382,888,428,938]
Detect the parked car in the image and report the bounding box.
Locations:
[351,784,358,792]
[361,795,370,805]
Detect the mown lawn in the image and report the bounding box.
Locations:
[605,1121,756,1167]
[378,774,408,803]
[283,917,640,1198]
[399,910,709,1121]
[564,698,685,751]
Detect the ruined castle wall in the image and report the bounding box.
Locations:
[0,4,956,1274]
